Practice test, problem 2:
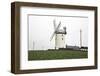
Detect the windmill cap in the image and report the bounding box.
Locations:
[63,26,66,29]
[56,29,66,34]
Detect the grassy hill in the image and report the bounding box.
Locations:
[28,50,88,60]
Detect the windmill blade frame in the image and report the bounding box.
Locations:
[53,19,56,30]
[56,21,61,32]
[50,31,56,41]
[50,21,61,41]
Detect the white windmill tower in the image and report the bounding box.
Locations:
[50,19,67,49]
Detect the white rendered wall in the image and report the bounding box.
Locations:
[55,34,65,49]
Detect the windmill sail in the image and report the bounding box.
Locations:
[50,21,61,41]
[53,19,56,30]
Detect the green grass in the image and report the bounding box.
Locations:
[28,50,88,60]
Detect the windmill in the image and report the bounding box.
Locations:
[50,19,67,49]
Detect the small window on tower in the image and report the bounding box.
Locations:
[62,38,63,40]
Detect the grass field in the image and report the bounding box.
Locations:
[28,50,88,60]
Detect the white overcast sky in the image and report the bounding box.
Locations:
[28,15,88,50]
